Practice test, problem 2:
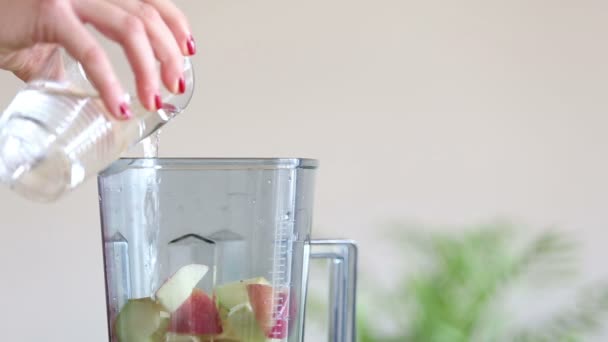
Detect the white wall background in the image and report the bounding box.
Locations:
[0,0,607,340]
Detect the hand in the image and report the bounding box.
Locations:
[0,0,195,119]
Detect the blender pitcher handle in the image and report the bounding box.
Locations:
[309,240,358,342]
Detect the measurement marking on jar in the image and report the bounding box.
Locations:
[270,220,294,322]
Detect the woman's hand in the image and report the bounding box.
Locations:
[0,0,195,119]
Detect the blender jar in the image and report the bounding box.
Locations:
[98,158,356,342]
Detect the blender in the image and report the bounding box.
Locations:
[98,158,357,341]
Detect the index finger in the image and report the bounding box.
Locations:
[141,0,195,56]
[51,10,130,119]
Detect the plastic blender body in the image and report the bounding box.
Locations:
[99,158,318,342]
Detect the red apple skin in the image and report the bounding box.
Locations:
[168,289,223,336]
[246,284,289,339]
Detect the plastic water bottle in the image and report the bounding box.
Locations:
[0,48,194,201]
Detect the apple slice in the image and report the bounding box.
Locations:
[168,288,223,336]
[150,316,169,342]
[114,298,166,342]
[247,284,289,339]
[156,264,209,313]
[220,303,266,342]
[215,277,270,310]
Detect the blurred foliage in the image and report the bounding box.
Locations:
[308,222,608,342]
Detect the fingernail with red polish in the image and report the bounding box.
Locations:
[178,77,186,94]
[119,102,131,119]
[155,94,163,110]
[187,35,196,55]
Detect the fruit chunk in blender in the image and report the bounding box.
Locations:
[168,288,223,336]
[156,264,209,313]
[114,264,211,342]
[247,284,289,339]
[216,278,289,339]
[114,298,168,342]
[221,302,266,342]
[113,266,291,341]
[215,277,270,310]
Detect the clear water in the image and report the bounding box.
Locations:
[141,130,161,159]
[0,83,132,200]
[140,132,163,294]
[0,82,178,201]
[143,170,161,294]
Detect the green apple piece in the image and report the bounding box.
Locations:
[215,277,270,310]
[224,303,266,342]
[156,264,209,312]
[150,316,169,341]
[114,298,165,342]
